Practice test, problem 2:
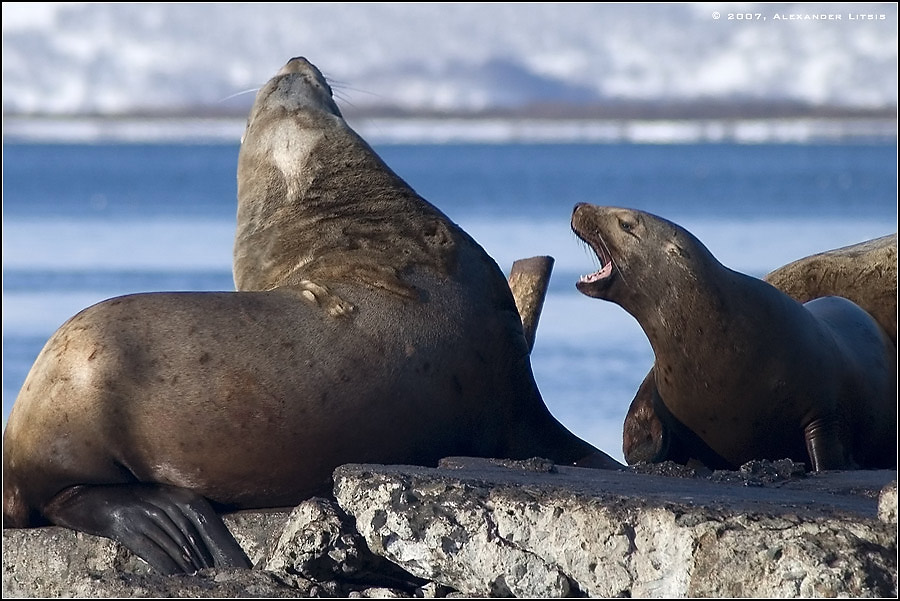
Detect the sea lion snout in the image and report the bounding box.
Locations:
[571,202,591,218]
[572,205,622,299]
[257,56,342,120]
[570,202,598,235]
[277,56,318,76]
[571,204,631,238]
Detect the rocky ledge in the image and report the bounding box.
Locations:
[3,458,897,598]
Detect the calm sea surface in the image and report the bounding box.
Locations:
[2,142,896,462]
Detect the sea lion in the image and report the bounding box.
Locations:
[571,204,896,471]
[622,232,898,466]
[2,57,621,575]
[764,233,897,344]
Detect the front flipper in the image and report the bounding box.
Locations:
[42,483,251,574]
[623,369,667,465]
[651,385,735,470]
[804,417,853,471]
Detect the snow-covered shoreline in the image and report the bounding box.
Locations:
[3,4,896,117]
[3,115,896,145]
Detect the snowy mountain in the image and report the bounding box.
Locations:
[2,3,897,117]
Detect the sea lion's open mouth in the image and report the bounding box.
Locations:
[579,260,614,284]
[574,232,617,298]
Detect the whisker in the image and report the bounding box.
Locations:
[326,79,386,113]
[218,88,261,103]
[326,77,388,102]
[331,89,357,109]
[578,237,601,272]
[573,231,603,279]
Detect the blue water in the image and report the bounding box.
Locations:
[3,142,896,462]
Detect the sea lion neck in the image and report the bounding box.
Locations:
[234,125,462,295]
[234,68,464,296]
[630,243,742,367]
[571,205,739,372]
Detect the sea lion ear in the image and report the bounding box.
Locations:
[658,229,687,260]
[664,239,690,260]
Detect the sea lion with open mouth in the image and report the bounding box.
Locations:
[571,203,896,471]
[621,232,898,467]
[1,58,622,576]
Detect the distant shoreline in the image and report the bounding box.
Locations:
[2,115,896,145]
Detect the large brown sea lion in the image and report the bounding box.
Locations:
[2,58,621,575]
[571,204,896,471]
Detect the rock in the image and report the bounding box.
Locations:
[258,498,365,587]
[879,480,898,524]
[1,511,301,598]
[256,497,423,595]
[2,499,422,598]
[333,457,897,598]
[226,508,292,566]
[4,459,897,598]
[763,233,898,343]
[2,526,146,597]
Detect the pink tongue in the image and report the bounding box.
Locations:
[580,262,613,283]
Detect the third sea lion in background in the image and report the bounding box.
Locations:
[764,233,897,344]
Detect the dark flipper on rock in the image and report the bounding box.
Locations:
[43,483,251,574]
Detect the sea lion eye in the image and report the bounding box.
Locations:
[618,217,637,233]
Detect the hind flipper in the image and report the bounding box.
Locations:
[42,483,251,574]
